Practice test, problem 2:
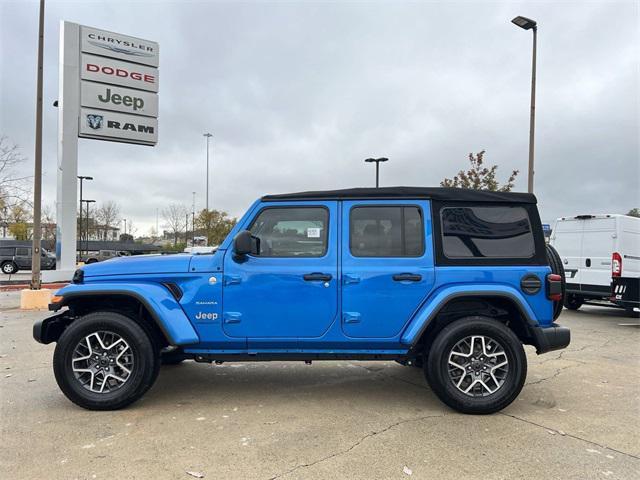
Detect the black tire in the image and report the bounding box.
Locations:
[1,261,18,275]
[564,293,583,311]
[425,316,527,414]
[53,311,161,410]
[545,244,566,320]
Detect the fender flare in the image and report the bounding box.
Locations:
[400,285,540,347]
[50,282,199,345]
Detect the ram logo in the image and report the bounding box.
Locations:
[86,114,103,130]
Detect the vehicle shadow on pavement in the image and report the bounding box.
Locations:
[143,361,444,410]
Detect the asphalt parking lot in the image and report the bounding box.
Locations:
[1,291,638,480]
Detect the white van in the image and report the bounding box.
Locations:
[550,214,640,315]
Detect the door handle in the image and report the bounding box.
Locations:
[392,273,422,282]
[585,258,591,267]
[303,272,332,282]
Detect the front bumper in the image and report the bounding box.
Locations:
[531,324,571,354]
[33,312,71,344]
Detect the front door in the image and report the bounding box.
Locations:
[222,202,338,342]
[341,200,435,338]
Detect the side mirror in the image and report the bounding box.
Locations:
[233,230,255,256]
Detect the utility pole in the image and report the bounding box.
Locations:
[30,0,45,290]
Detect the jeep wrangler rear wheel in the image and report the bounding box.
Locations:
[425,316,527,414]
[53,311,160,410]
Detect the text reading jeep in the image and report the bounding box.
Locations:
[34,187,569,414]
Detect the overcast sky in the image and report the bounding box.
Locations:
[1,0,638,235]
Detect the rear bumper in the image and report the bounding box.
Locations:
[531,324,571,354]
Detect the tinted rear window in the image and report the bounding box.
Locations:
[441,206,535,259]
[0,248,14,256]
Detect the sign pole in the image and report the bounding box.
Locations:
[30,0,45,290]
[56,21,80,273]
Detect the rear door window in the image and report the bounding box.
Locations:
[350,206,424,257]
[15,247,30,256]
[441,206,534,259]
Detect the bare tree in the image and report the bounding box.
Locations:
[42,203,56,241]
[162,204,188,246]
[0,135,32,210]
[441,150,519,192]
[95,201,121,240]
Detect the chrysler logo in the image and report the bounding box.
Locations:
[86,114,103,130]
[87,39,154,58]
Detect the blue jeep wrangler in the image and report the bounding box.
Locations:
[34,187,569,414]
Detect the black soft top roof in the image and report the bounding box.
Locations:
[262,187,537,204]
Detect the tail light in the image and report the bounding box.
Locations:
[546,273,563,301]
[612,252,622,277]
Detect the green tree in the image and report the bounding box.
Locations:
[195,209,237,246]
[8,204,31,240]
[627,208,640,218]
[441,150,519,192]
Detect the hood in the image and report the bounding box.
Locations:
[82,254,192,277]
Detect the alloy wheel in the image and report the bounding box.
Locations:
[447,335,509,397]
[71,331,134,393]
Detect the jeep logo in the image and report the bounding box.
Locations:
[195,312,218,321]
[98,88,144,111]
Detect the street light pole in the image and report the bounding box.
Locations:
[364,157,389,188]
[77,176,93,258]
[82,199,95,256]
[30,0,45,290]
[512,16,538,194]
[203,133,212,212]
[192,191,196,245]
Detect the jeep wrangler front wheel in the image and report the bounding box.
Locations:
[425,316,527,414]
[53,311,160,410]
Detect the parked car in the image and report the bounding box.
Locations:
[1,246,56,274]
[550,214,639,316]
[34,187,569,413]
[81,250,130,264]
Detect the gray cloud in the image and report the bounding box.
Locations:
[1,0,638,234]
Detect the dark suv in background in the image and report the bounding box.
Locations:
[0,246,56,274]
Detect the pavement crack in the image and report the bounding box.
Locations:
[525,363,581,386]
[266,414,444,480]
[499,412,640,461]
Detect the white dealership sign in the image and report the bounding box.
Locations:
[81,82,158,116]
[55,21,159,275]
[80,25,159,67]
[80,54,159,92]
[79,108,158,145]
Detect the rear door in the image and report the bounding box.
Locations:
[341,200,434,338]
[222,201,339,343]
[551,219,583,290]
[581,217,616,292]
[14,247,31,269]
